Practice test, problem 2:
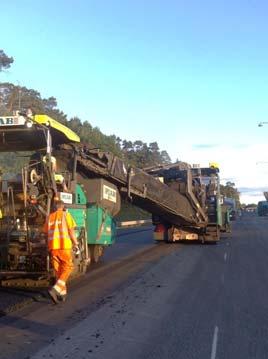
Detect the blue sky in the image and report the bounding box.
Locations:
[1,0,268,203]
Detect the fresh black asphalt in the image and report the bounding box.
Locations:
[1,213,268,359]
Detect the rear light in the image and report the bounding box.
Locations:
[154,224,166,233]
[30,195,37,204]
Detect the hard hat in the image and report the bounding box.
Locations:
[209,162,219,169]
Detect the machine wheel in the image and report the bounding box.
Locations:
[203,225,220,244]
[89,245,104,263]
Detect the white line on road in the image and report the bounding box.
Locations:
[221,274,225,284]
[224,252,227,261]
[211,326,219,359]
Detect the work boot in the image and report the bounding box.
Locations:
[58,294,67,303]
[48,287,60,304]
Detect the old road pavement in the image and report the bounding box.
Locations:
[1,213,268,359]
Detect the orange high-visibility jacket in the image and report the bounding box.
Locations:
[43,209,76,250]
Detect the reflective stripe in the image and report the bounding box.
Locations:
[54,279,67,295]
[48,231,70,240]
[53,285,66,295]
[53,285,62,295]
[47,210,75,250]
[57,279,66,286]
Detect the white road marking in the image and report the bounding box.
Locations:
[221,274,225,284]
[211,326,219,359]
[224,252,227,261]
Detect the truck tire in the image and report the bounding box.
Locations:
[89,245,104,263]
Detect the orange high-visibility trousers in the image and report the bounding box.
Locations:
[50,249,74,284]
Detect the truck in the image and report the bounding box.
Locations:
[257,201,268,216]
[145,163,222,242]
[0,113,224,287]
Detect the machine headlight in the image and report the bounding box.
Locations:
[25,120,33,128]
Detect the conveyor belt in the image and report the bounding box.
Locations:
[67,146,208,229]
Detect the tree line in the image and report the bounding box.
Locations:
[0,50,171,171]
[0,50,241,206]
[220,181,241,208]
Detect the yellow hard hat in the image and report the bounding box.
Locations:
[209,162,219,169]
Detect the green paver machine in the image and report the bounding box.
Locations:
[0,113,119,286]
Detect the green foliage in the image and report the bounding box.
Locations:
[220,182,240,207]
[0,152,30,174]
[0,50,14,72]
[0,49,171,168]
[0,44,169,220]
[0,82,172,169]
[116,139,171,167]
[0,82,68,123]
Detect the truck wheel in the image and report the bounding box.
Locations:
[89,245,104,263]
[203,226,220,243]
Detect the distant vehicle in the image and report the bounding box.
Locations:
[245,207,256,213]
[257,201,268,216]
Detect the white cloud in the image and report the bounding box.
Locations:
[173,143,268,204]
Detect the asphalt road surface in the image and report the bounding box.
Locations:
[1,213,268,359]
[0,226,153,314]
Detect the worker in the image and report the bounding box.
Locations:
[43,154,57,171]
[42,154,68,192]
[43,200,79,303]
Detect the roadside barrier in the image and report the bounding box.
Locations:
[117,219,152,228]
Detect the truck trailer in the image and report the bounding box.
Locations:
[145,163,222,242]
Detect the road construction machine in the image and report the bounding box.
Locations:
[0,114,119,287]
[144,163,222,242]
[0,113,222,287]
